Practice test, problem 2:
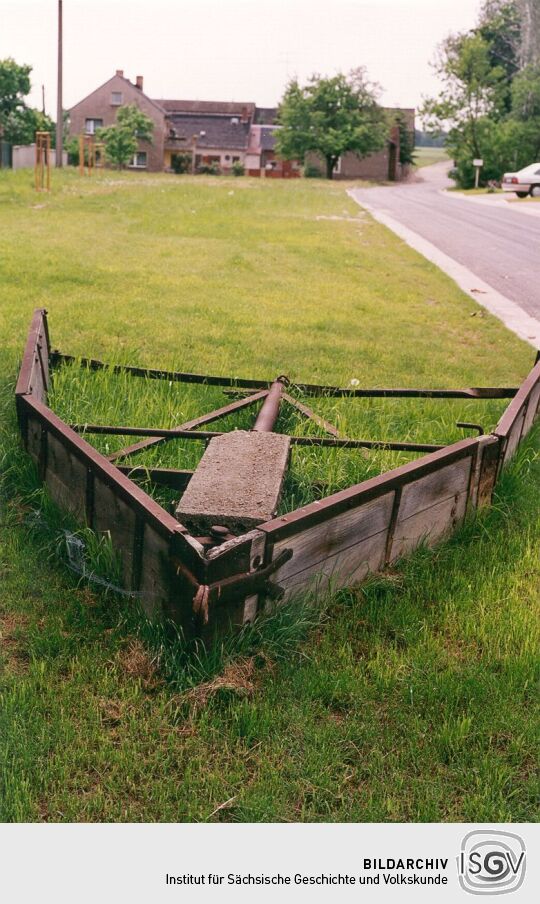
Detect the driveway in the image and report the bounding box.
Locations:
[350,163,540,329]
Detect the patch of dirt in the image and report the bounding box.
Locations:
[98,697,124,727]
[37,798,52,822]
[0,611,30,674]
[115,639,162,690]
[78,587,100,608]
[175,655,270,716]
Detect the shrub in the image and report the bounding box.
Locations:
[171,152,191,174]
[65,137,79,166]
[303,164,322,178]
[232,161,245,176]
[197,162,221,175]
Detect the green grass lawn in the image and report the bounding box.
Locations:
[414,147,450,168]
[0,168,538,822]
[507,195,540,203]
[449,187,504,195]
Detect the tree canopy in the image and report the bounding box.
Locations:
[0,58,54,145]
[518,0,540,66]
[276,69,387,179]
[421,0,540,187]
[97,104,154,169]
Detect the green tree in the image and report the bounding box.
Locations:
[276,69,387,179]
[476,1,521,113]
[0,58,31,131]
[518,0,540,66]
[3,107,55,145]
[115,104,154,141]
[0,58,54,145]
[421,33,506,153]
[97,104,153,169]
[420,0,540,187]
[394,113,415,166]
[478,2,520,79]
[505,63,540,162]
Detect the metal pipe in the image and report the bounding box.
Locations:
[252,377,287,432]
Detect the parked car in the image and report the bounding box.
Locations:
[501,163,540,197]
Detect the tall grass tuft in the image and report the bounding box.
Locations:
[49,359,510,513]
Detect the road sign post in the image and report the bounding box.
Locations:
[473,158,484,189]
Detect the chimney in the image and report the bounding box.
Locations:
[116,69,124,77]
[241,106,249,123]
[135,75,144,91]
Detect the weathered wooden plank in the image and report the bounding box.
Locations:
[270,492,394,586]
[15,309,49,399]
[274,529,389,601]
[469,435,501,510]
[503,405,526,464]
[20,396,204,576]
[522,383,540,438]
[92,478,138,585]
[243,531,267,624]
[28,353,46,402]
[204,529,260,584]
[25,416,42,463]
[36,334,50,396]
[260,438,479,542]
[495,360,540,438]
[139,525,171,619]
[390,490,468,561]
[397,457,472,522]
[45,435,87,521]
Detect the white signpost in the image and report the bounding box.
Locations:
[473,158,484,189]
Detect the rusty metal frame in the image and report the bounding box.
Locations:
[16,310,540,636]
[49,351,518,399]
[69,422,446,455]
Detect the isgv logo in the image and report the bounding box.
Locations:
[458,830,526,896]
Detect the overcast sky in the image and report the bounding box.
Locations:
[1,0,481,115]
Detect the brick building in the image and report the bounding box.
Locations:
[159,100,254,173]
[307,110,416,181]
[68,72,413,180]
[68,73,272,174]
[68,71,166,171]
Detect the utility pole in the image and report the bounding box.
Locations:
[42,84,46,115]
[56,0,63,167]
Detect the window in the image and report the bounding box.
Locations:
[85,118,103,135]
[129,151,147,168]
[111,91,123,105]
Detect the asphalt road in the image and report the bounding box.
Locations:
[350,162,540,322]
